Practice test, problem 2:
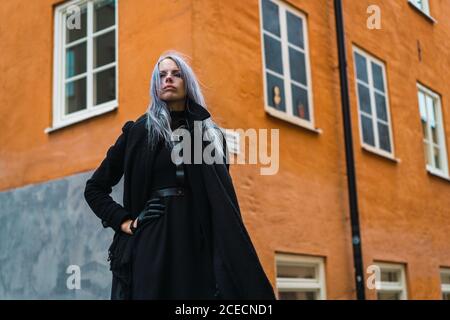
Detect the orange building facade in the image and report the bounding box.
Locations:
[0,0,449,299]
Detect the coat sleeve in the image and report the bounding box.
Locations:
[84,120,135,233]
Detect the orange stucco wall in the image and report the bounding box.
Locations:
[0,0,449,299]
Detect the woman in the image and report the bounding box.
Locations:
[84,51,276,300]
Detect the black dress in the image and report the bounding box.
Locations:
[130,110,218,299]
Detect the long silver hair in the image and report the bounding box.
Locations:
[145,51,224,158]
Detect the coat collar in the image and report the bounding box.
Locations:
[185,97,211,122]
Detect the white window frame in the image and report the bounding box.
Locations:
[375,262,408,300]
[259,0,319,133]
[441,268,450,300]
[408,0,430,15]
[417,83,449,179]
[407,0,436,23]
[47,0,119,133]
[223,129,240,155]
[275,253,326,300]
[353,46,396,160]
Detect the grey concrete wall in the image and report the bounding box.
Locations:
[0,171,121,299]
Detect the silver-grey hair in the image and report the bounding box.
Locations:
[145,51,224,159]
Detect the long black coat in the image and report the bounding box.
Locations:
[84,99,276,300]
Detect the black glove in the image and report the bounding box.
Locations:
[136,197,166,226]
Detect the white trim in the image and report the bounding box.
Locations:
[266,107,322,133]
[361,144,401,163]
[275,253,327,300]
[440,268,450,300]
[408,0,430,14]
[407,0,436,23]
[374,262,408,300]
[49,0,119,133]
[223,129,241,155]
[259,0,320,133]
[45,102,118,133]
[426,166,450,182]
[417,83,449,177]
[353,46,396,158]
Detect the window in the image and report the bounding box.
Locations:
[408,0,430,15]
[276,253,326,300]
[259,0,315,131]
[353,47,395,158]
[417,84,449,178]
[223,129,240,155]
[375,262,407,300]
[440,268,450,300]
[49,0,118,132]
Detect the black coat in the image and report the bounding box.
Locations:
[84,99,276,300]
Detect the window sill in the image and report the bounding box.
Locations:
[426,167,450,183]
[361,145,401,163]
[45,102,118,133]
[407,1,437,24]
[265,107,323,134]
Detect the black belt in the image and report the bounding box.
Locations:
[149,186,186,198]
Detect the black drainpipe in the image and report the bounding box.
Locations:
[334,0,366,300]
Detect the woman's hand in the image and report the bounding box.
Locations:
[120,219,137,235]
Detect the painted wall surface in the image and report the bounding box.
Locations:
[0,0,449,299]
[343,0,450,299]
[0,171,116,299]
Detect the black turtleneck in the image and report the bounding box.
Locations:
[170,109,187,131]
[150,109,188,192]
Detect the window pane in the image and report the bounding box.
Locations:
[94,67,116,105]
[418,91,427,122]
[278,264,316,279]
[65,78,87,114]
[426,95,436,129]
[291,84,309,121]
[431,124,439,145]
[419,91,428,140]
[279,291,317,300]
[94,0,116,32]
[423,141,431,166]
[361,115,375,146]
[422,120,429,141]
[262,0,280,36]
[427,96,439,145]
[434,146,441,170]
[358,83,372,115]
[354,52,368,83]
[94,31,115,68]
[443,292,450,300]
[65,42,87,78]
[371,62,385,92]
[440,272,450,284]
[264,35,283,74]
[286,11,304,49]
[65,5,87,43]
[378,122,391,152]
[377,291,401,300]
[289,48,307,86]
[266,73,286,112]
[381,270,399,282]
[375,92,387,121]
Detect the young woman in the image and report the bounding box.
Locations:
[84,51,275,300]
